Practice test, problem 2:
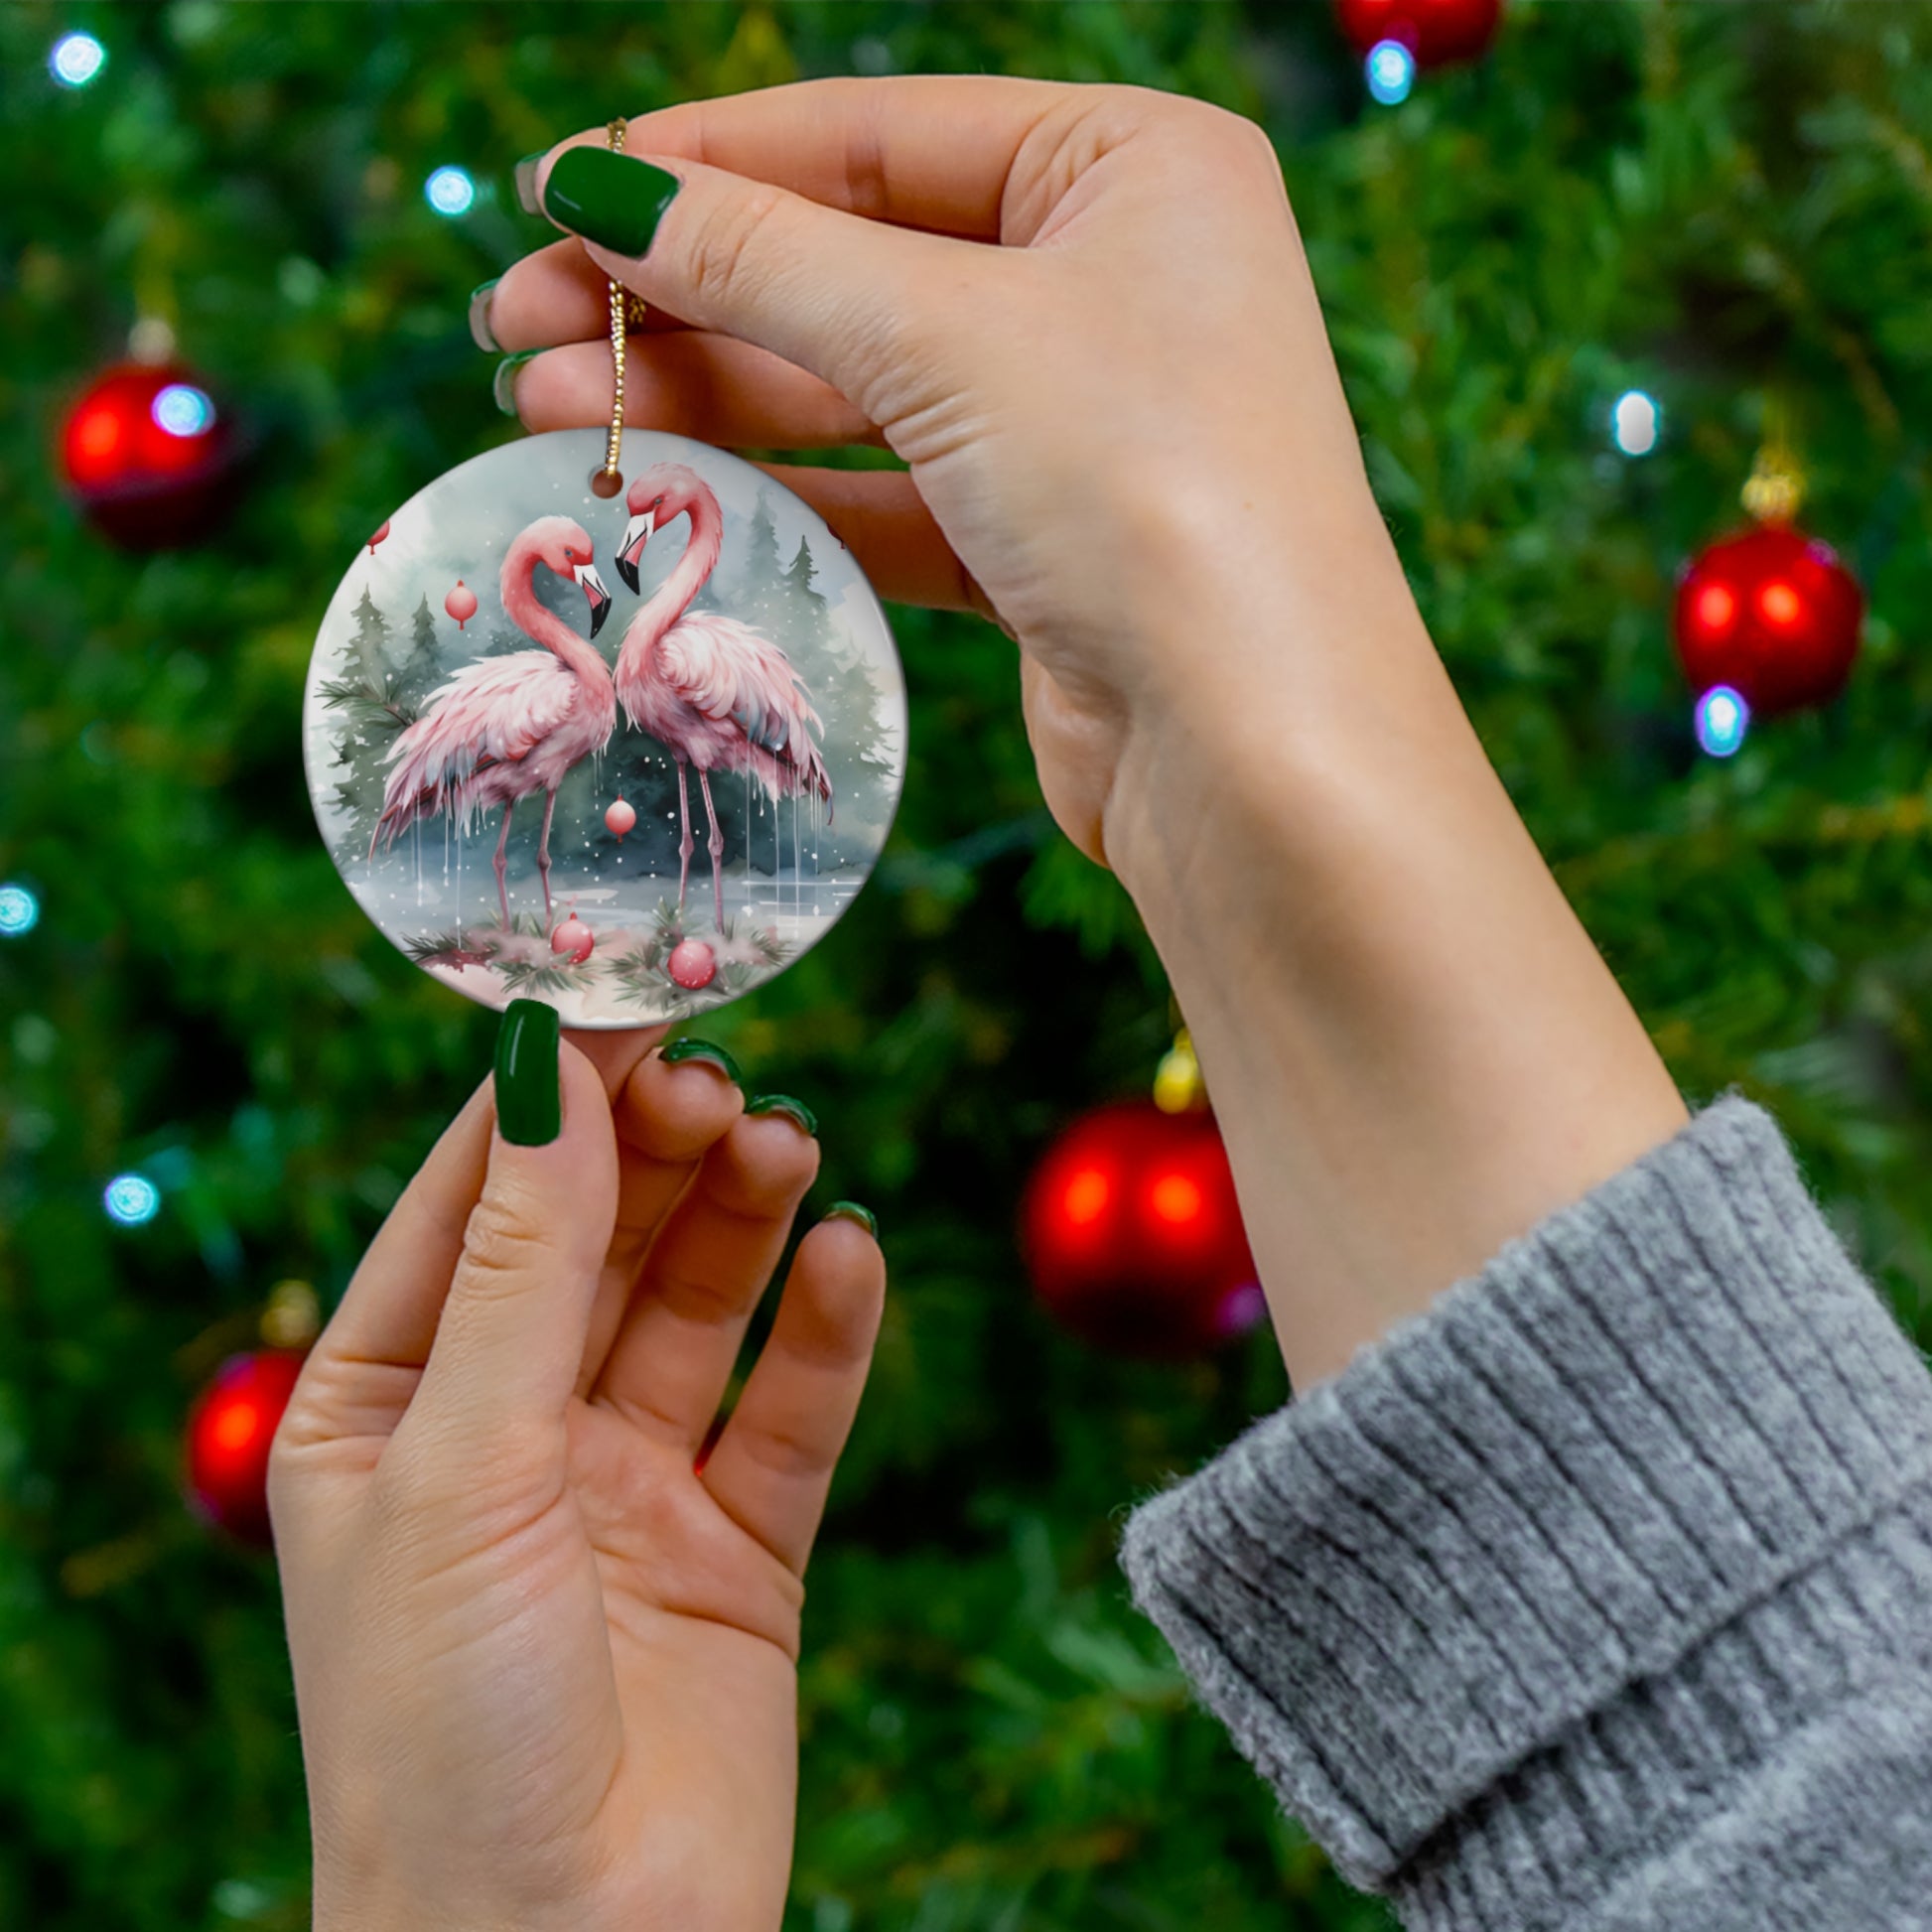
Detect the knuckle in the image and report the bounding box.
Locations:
[684,182,790,312]
[455,1191,549,1296]
[650,1257,757,1327]
[1191,101,1283,181]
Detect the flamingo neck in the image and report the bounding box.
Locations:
[500,539,604,680]
[621,489,723,668]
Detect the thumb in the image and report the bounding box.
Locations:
[531,142,980,422]
[408,1002,619,1446]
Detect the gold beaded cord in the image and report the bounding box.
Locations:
[591,117,645,497]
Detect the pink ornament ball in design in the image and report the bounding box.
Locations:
[550,911,595,964]
[667,939,717,990]
[367,518,391,555]
[445,578,479,629]
[604,797,637,841]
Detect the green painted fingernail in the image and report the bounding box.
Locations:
[660,1036,743,1084]
[541,147,682,257]
[468,278,501,352]
[746,1093,817,1138]
[513,152,546,216]
[824,1200,877,1238]
[494,999,561,1146]
[492,349,539,416]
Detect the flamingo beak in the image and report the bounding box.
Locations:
[574,562,613,639]
[616,509,654,595]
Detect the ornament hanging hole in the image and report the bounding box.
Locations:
[591,468,623,499]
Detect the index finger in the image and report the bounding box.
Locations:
[547,73,1079,241]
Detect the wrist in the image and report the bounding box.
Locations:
[1098,547,1686,1387]
[1100,507,1443,920]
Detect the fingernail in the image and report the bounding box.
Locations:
[824,1200,878,1238]
[468,278,501,352]
[495,999,561,1146]
[660,1036,743,1084]
[513,152,546,216]
[540,147,682,257]
[492,349,540,417]
[746,1093,817,1138]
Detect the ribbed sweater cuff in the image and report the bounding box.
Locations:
[1120,1098,1932,1903]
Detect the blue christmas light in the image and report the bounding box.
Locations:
[1695,684,1749,759]
[425,166,477,217]
[152,383,215,438]
[1365,40,1416,105]
[104,1173,162,1227]
[50,32,105,87]
[0,884,38,936]
[1611,389,1661,457]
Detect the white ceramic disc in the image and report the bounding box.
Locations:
[303,428,906,1026]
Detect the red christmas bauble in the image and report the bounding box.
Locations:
[445,579,479,629]
[1334,0,1501,66]
[184,1348,306,1546]
[367,518,391,555]
[604,797,637,841]
[667,938,717,990]
[551,910,595,964]
[1021,1100,1264,1359]
[1673,523,1863,717]
[59,362,242,549]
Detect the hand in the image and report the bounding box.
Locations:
[270,1024,885,1932]
[485,77,1685,1390]
[483,75,1389,876]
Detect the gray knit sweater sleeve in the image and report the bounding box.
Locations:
[1120,1099,1932,1930]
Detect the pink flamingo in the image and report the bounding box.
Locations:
[371,515,615,928]
[612,463,832,927]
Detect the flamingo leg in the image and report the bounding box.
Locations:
[491,804,514,929]
[675,761,695,913]
[535,787,559,926]
[697,768,726,930]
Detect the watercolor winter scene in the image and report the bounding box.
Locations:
[303,428,906,1027]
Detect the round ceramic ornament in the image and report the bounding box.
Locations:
[303,426,906,1026]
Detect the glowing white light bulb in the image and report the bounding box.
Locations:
[0,883,39,936]
[1366,40,1416,105]
[425,166,477,216]
[152,383,215,437]
[51,32,105,87]
[1612,389,1661,457]
[1695,684,1749,759]
[104,1173,162,1226]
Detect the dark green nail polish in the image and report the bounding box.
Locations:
[824,1200,878,1238]
[492,349,539,416]
[513,152,546,216]
[746,1093,818,1138]
[660,1036,743,1084]
[468,278,501,352]
[495,999,561,1146]
[541,147,681,257]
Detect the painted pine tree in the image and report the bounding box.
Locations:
[345,586,397,694]
[778,534,900,867]
[397,594,442,705]
[732,494,788,633]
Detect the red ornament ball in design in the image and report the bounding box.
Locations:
[666,938,718,990]
[1674,524,1863,717]
[551,910,595,964]
[1021,1100,1264,1359]
[60,362,241,549]
[184,1348,307,1546]
[605,796,637,841]
[1334,0,1501,66]
[445,579,479,629]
